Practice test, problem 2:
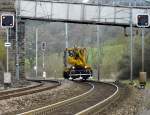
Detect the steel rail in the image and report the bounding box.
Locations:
[18,82,94,115]
[0,80,61,100]
[0,83,43,96]
[76,82,119,115]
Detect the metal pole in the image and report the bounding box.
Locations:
[43,51,45,71]
[35,0,37,17]
[35,28,38,77]
[134,0,137,6]
[16,0,20,80]
[64,23,68,68]
[96,0,101,81]
[65,23,68,48]
[112,0,115,5]
[97,25,100,81]
[141,28,145,72]
[6,29,9,72]
[130,3,133,82]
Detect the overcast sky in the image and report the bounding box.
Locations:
[82,0,90,3]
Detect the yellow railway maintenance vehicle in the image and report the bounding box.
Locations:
[63,47,93,80]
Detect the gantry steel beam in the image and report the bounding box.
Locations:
[20,0,150,27]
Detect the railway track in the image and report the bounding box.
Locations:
[19,81,119,115]
[0,80,61,100]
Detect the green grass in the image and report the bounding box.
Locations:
[87,38,128,79]
[102,44,126,65]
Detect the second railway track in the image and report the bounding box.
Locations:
[0,79,61,100]
[19,81,119,115]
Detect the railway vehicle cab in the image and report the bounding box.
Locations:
[63,47,93,80]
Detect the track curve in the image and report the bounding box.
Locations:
[76,82,119,115]
[19,81,118,115]
[0,80,61,100]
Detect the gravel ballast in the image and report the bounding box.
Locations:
[138,88,150,115]
[0,80,91,115]
[100,83,143,115]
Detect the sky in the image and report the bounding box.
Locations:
[82,0,90,3]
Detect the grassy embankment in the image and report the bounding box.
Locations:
[88,37,128,79]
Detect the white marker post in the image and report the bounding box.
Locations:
[4,29,11,88]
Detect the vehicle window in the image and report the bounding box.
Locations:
[68,50,74,57]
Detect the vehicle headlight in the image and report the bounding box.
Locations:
[72,66,75,69]
[85,66,87,69]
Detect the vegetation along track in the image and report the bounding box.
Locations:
[0,79,61,100]
[19,81,119,115]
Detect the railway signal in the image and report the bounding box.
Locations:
[1,14,14,88]
[1,14,14,28]
[136,14,149,88]
[137,14,149,27]
[41,42,46,51]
